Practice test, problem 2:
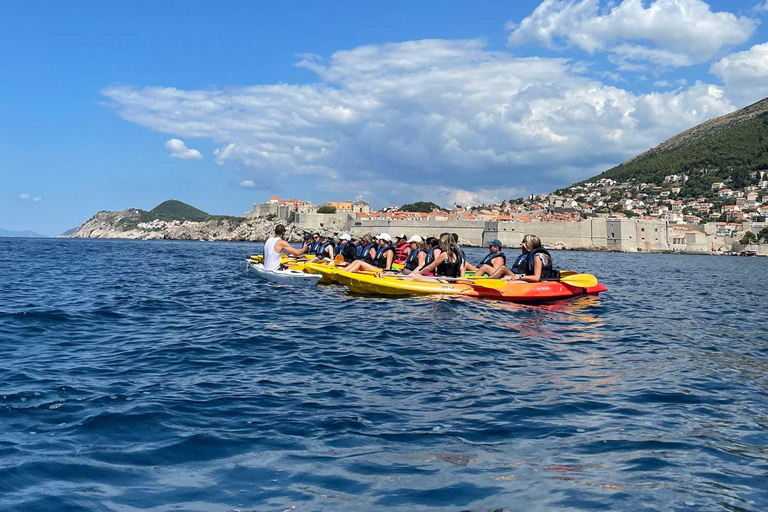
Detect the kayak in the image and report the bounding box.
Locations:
[303,262,341,284]
[247,262,321,286]
[334,271,607,302]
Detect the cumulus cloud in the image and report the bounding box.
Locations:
[508,0,756,69]
[19,194,41,202]
[711,43,768,106]
[164,138,203,159]
[102,38,738,204]
[240,180,256,188]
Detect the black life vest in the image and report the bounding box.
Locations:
[340,242,357,263]
[374,245,395,269]
[479,252,506,267]
[359,243,376,263]
[316,241,334,258]
[404,248,424,271]
[435,248,462,278]
[510,253,527,273]
[517,247,558,279]
[308,240,321,256]
[452,244,465,267]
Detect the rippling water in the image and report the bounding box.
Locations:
[1,238,767,512]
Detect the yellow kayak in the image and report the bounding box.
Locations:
[334,271,480,296]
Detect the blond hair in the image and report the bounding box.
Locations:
[522,234,542,251]
[438,233,455,260]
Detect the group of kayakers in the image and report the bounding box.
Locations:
[264,225,558,282]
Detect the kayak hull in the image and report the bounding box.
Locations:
[247,262,321,286]
[335,271,607,302]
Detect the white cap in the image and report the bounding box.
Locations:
[407,235,423,243]
[376,233,392,242]
[339,233,351,240]
[395,233,406,240]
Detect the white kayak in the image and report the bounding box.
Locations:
[247,262,321,286]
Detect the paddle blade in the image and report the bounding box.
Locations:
[560,273,598,288]
[333,254,344,265]
[466,278,509,290]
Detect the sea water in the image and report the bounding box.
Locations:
[1,238,767,512]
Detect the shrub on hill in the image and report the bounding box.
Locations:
[400,201,443,213]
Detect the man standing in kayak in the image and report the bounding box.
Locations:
[263,224,308,271]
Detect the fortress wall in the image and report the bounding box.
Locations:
[484,218,605,249]
[348,219,487,246]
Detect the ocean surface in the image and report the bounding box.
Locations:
[1,238,767,512]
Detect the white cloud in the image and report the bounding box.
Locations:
[754,1,768,13]
[508,0,756,68]
[711,43,768,106]
[102,38,738,203]
[164,138,203,159]
[19,193,30,199]
[19,194,41,202]
[33,196,41,202]
[240,180,256,188]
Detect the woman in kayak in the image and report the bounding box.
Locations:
[343,233,396,272]
[465,239,506,277]
[401,235,427,275]
[356,234,377,263]
[493,234,558,282]
[337,233,358,263]
[410,233,464,279]
[393,234,410,265]
[263,224,309,271]
[308,233,335,262]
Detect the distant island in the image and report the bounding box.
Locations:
[66,99,768,255]
[0,229,49,238]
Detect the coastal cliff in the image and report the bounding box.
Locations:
[68,203,308,242]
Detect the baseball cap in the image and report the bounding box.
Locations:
[395,233,406,240]
[320,233,329,238]
[488,239,503,248]
[339,233,351,241]
[407,235,423,243]
[376,233,392,242]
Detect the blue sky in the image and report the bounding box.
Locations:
[2,0,768,234]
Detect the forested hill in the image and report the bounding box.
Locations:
[583,98,768,192]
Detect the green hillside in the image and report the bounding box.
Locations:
[585,111,768,196]
[151,199,211,222]
[115,200,244,231]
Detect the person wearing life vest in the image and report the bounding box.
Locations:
[500,234,559,282]
[305,232,321,257]
[262,224,309,271]
[410,233,464,280]
[450,232,466,273]
[343,233,396,273]
[355,234,377,263]
[337,233,358,263]
[465,239,506,277]
[417,236,441,276]
[401,235,427,275]
[393,234,410,265]
[309,233,335,262]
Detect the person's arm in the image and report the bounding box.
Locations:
[385,250,394,269]
[492,257,505,271]
[417,251,426,267]
[327,246,335,259]
[277,239,307,257]
[412,252,446,275]
[368,246,376,261]
[521,256,542,282]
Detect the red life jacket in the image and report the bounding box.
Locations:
[394,242,409,264]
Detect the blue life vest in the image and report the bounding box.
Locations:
[424,245,439,266]
[316,241,334,258]
[451,244,465,267]
[404,248,424,271]
[479,252,506,267]
[517,247,558,278]
[308,240,321,256]
[510,253,527,273]
[359,242,376,263]
[373,245,395,269]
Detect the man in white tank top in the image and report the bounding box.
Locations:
[263,224,308,271]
